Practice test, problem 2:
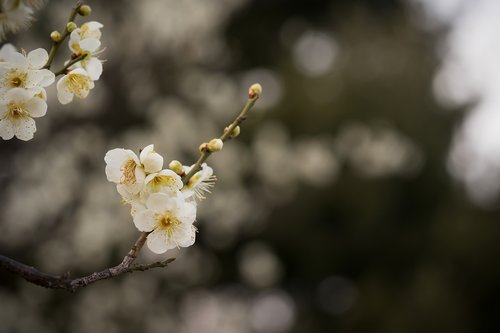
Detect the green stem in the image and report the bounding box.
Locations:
[181,95,259,184]
[43,3,82,69]
[53,53,87,76]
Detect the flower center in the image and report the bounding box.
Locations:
[7,70,27,88]
[66,73,90,97]
[149,175,178,191]
[5,102,29,121]
[121,159,137,185]
[156,212,180,238]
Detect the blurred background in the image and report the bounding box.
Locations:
[1,0,500,332]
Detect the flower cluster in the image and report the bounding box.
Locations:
[57,21,104,104]
[105,144,216,254]
[0,44,53,140]
[0,5,104,141]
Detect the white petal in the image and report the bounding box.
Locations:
[0,44,17,60]
[27,48,48,69]
[140,145,164,174]
[14,117,36,141]
[0,119,15,140]
[68,67,89,76]
[79,38,101,53]
[84,21,104,31]
[133,209,156,232]
[37,69,55,87]
[4,52,28,67]
[146,192,176,212]
[117,184,137,201]
[26,97,47,118]
[6,88,31,103]
[177,200,197,224]
[175,224,197,248]
[128,166,146,194]
[146,229,169,254]
[84,57,102,81]
[56,76,74,104]
[104,148,136,183]
[139,144,155,161]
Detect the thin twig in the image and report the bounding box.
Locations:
[43,2,82,69]
[182,93,259,183]
[0,232,158,291]
[53,53,87,76]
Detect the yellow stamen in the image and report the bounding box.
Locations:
[5,102,29,121]
[66,73,91,98]
[121,159,137,185]
[149,175,178,192]
[156,212,180,238]
[7,70,28,88]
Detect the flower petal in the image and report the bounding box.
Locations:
[26,96,47,118]
[146,229,169,254]
[84,57,102,81]
[14,117,36,141]
[133,209,156,232]
[0,119,15,140]
[175,224,197,248]
[104,148,136,183]
[56,76,74,104]
[5,87,31,103]
[37,69,55,87]
[79,38,101,53]
[4,51,28,67]
[27,48,48,69]
[146,192,176,212]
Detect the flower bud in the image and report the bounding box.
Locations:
[78,4,91,16]
[66,21,77,32]
[199,143,209,153]
[248,83,262,99]
[169,160,184,175]
[50,30,61,42]
[230,126,240,138]
[208,138,223,152]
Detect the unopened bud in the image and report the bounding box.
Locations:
[225,125,241,139]
[230,126,240,138]
[78,4,91,16]
[66,21,77,32]
[199,143,209,153]
[50,30,61,42]
[248,83,262,99]
[208,138,223,152]
[169,160,184,175]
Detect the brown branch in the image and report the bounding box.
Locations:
[0,232,174,292]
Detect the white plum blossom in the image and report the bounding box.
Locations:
[68,21,104,81]
[133,192,197,254]
[68,54,103,81]
[140,144,163,173]
[69,21,103,55]
[0,0,34,40]
[56,68,94,104]
[105,148,146,195]
[182,163,216,200]
[0,47,54,94]
[0,87,46,140]
[142,169,183,198]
